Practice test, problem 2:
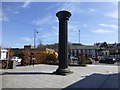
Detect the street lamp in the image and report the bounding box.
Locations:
[79,30,80,44]
[34,29,38,48]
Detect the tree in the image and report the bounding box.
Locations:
[21,50,31,66]
[37,43,58,52]
[8,49,14,59]
[78,52,86,66]
[31,51,45,64]
[100,42,108,48]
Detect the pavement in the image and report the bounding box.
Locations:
[0,64,119,89]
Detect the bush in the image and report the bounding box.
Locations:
[79,60,86,66]
[2,60,7,69]
[31,51,45,64]
[20,51,45,66]
[43,51,58,64]
[20,50,58,66]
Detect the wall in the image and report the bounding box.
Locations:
[0,49,8,60]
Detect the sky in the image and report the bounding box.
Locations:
[1,1,119,48]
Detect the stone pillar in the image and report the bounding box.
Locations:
[54,10,73,75]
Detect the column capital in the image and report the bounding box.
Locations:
[56,10,71,20]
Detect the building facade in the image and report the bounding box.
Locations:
[10,43,120,59]
[0,49,8,60]
[69,44,97,58]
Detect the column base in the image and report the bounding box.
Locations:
[53,68,73,75]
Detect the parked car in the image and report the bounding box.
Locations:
[11,56,22,63]
[116,57,120,62]
[99,58,116,64]
[70,57,78,61]
[86,58,93,64]
[69,56,78,64]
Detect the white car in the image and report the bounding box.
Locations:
[69,56,78,64]
[70,56,78,61]
[11,56,22,63]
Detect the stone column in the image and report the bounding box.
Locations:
[54,10,73,75]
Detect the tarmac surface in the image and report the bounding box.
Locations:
[0,64,119,90]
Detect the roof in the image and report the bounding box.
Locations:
[1,49,8,52]
[69,45,97,50]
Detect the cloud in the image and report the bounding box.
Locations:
[99,23,117,29]
[38,26,58,44]
[111,2,118,6]
[0,9,9,22]
[1,5,19,22]
[89,8,96,13]
[105,10,118,19]
[13,11,19,14]
[80,35,90,37]
[1,16,9,21]
[57,3,97,15]
[41,33,55,39]
[2,5,20,15]
[32,15,56,26]
[41,27,58,39]
[39,32,58,44]
[57,2,81,14]
[92,29,115,34]
[21,37,32,42]
[0,12,9,22]
[22,0,32,8]
[69,24,81,32]
[83,24,88,27]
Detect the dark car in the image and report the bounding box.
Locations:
[99,58,116,64]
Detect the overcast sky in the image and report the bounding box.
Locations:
[1,1,118,48]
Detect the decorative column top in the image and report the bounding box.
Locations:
[56,10,71,20]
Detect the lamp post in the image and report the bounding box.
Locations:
[79,30,80,44]
[34,29,38,48]
[54,10,73,75]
